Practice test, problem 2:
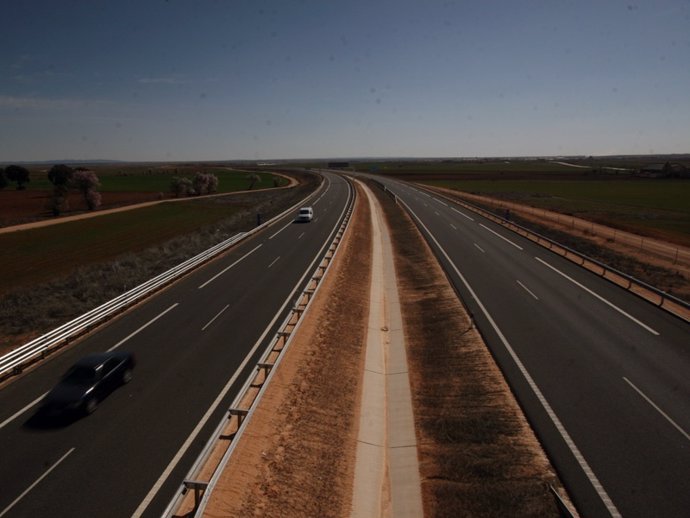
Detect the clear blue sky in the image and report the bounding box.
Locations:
[2,0,688,162]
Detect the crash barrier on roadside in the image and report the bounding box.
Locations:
[423,186,690,323]
[0,182,326,382]
[161,181,355,518]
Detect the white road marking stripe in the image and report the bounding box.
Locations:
[434,198,448,207]
[0,392,49,430]
[517,280,539,300]
[1,304,179,430]
[401,201,622,517]
[198,244,262,289]
[536,257,659,336]
[450,223,457,230]
[435,211,440,216]
[268,256,281,268]
[0,448,76,518]
[480,223,523,250]
[108,303,179,352]
[474,243,485,253]
[298,232,305,239]
[623,377,690,441]
[451,206,474,221]
[202,304,230,331]
[269,221,293,240]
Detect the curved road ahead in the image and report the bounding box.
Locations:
[0,172,352,518]
[367,174,689,518]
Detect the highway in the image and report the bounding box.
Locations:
[368,175,690,518]
[0,172,353,518]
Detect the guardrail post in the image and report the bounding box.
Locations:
[183,480,208,513]
[228,408,248,427]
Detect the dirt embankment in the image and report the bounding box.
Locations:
[202,179,566,517]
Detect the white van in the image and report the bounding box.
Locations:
[297,206,313,222]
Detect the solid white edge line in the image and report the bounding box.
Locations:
[197,244,262,289]
[0,447,76,518]
[201,304,230,332]
[623,377,690,442]
[107,303,179,352]
[517,280,540,300]
[401,200,622,518]
[535,257,659,336]
[480,223,524,250]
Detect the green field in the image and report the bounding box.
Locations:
[0,199,241,292]
[423,178,690,244]
[15,165,286,193]
[362,160,580,176]
[351,158,690,245]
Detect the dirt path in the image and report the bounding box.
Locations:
[0,175,298,235]
[199,180,570,517]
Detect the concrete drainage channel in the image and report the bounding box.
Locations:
[161,185,355,518]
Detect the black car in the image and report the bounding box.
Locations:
[41,351,135,416]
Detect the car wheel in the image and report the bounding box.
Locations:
[84,398,98,415]
[122,369,133,384]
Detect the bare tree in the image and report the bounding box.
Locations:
[73,170,102,210]
[193,172,219,195]
[246,172,261,190]
[171,176,193,197]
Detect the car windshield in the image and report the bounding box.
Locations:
[62,365,98,384]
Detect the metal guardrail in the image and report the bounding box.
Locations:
[418,185,690,322]
[161,179,355,517]
[0,183,325,382]
[0,232,243,381]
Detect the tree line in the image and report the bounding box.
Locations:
[1,165,229,217]
[0,164,101,215]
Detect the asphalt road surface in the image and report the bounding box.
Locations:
[0,172,352,518]
[367,175,690,518]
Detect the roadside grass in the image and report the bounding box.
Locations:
[0,200,241,294]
